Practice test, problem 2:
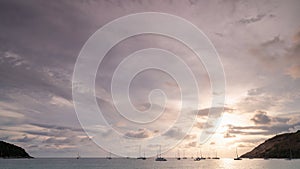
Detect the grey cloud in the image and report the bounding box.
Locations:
[101,129,113,138]
[29,123,83,132]
[226,120,300,136]
[124,128,154,139]
[224,132,236,138]
[251,110,271,125]
[194,107,235,117]
[250,31,300,79]
[238,14,266,24]
[238,79,300,113]
[285,31,300,79]
[23,129,75,138]
[247,88,265,96]
[0,0,90,56]
[251,110,292,125]
[0,51,72,102]
[286,64,300,79]
[1,128,92,155]
[237,94,282,113]
[11,135,37,143]
[184,134,197,140]
[194,122,214,129]
[273,116,290,123]
[185,141,197,148]
[261,36,282,47]
[8,123,84,138]
[23,130,52,137]
[163,128,186,140]
[42,137,73,145]
[250,36,286,70]
[0,0,299,157]
[188,0,199,6]
[287,31,300,59]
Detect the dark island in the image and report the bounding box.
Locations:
[0,141,33,158]
[241,130,300,159]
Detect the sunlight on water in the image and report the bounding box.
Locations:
[0,158,299,169]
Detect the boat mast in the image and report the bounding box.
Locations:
[139,145,141,157]
[200,149,202,158]
[159,145,162,158]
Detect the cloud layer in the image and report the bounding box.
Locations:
[0,0,299,157]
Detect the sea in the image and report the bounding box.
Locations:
[0,158,299,169]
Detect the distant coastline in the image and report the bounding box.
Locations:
[0,141,33,159]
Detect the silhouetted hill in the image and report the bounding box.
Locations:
[241,130,300,159]
[0,141,33,158]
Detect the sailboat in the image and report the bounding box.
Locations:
[212,151,220,159]
[234,148,242,160]
[137,145,146,160]
[155,146,167,161]
[106,152,112,159]
[200,149,206,160]
[182,150,187,159]
[76,152,80,159]
[176,150,181,160]
[194,151,201,161]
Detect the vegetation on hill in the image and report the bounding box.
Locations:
[241,130,300,159]
[0,141,33,158]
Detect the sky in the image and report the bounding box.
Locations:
[0,0,300,158]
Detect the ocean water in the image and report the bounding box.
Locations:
[0,158,299,169]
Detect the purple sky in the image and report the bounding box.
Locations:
[0,0,300,157]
